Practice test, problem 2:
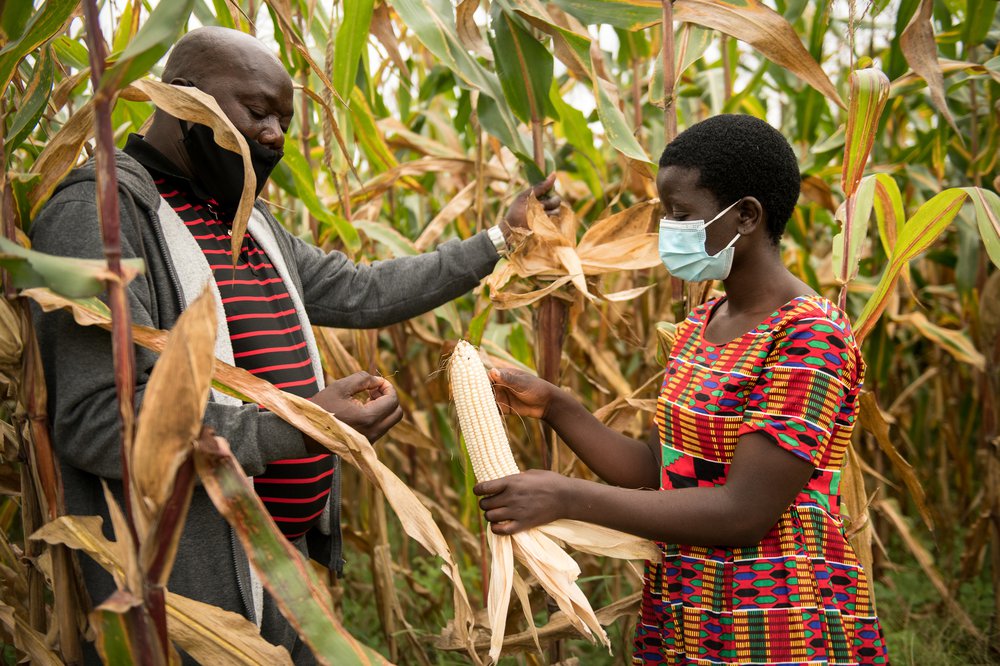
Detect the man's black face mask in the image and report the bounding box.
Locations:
[179,120,283,219]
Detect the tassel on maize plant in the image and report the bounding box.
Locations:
[448,340,659,663]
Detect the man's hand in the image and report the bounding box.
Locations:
[500,173,561,241]
[309,371,403,444]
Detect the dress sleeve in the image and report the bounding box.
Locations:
[738,309,862,466]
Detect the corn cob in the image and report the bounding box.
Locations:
[449,340,520,482]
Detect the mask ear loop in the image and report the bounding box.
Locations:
[709,230,743,258]
[699,199,742,230]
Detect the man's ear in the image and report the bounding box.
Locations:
[737,197,765,235]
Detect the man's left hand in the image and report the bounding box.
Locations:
[309,372,403,445]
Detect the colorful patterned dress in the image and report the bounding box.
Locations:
[633,295,889,665]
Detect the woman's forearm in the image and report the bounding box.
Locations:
[544,389,660,489]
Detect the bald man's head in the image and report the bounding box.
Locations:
[154,27,294,153]
[162,27,285,84]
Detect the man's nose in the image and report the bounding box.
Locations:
[257,117,284,151]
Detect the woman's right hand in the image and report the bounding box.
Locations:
[488,368,556,420]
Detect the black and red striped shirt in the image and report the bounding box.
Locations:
[125,135,332,539]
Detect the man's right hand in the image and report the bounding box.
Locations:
[501,173,561,238]
[309,371,403,444]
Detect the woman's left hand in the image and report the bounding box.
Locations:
[473,469,571,535]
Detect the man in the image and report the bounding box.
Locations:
[30,26,557,661]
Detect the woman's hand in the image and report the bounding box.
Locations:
[488,367,557,420]
[473,469,572,534]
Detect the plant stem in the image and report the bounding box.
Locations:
[83,0,161,659]
[661,0,677,143]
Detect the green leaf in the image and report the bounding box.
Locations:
[354,220,418,257]
[0,0,77,98]
[467,303,493,347]
[333,0,375,99]
[854,189,969,341]
[512,2,594,81]
[111,0,139,55]
[872,173,904,256]
[832,175,876,285]
[963,187,1000,269]
[52,35,90,70]
[549,83,603,199]
[277,143,361,252]
[5,45,54,163]
[489,5,554,125]
[100,0,195,92]
[91,596,142,666]
[194,435,387,665]
[348,88,397,173]
[650,22,713,104]
[1,0,33,43]
[209,0,238,29]
[0,238,146,299]
[515,0,649,166]
[842,68,890,198]
[550,0,662,30]
[963,0,997,46]
[389,0,528,155]
[594,75,651,167]
[476,94,530,158]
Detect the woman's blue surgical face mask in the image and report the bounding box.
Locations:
[658,200,741,281]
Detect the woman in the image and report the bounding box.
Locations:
[475,115,890,665]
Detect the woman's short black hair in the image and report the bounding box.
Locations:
[658,114,800,245]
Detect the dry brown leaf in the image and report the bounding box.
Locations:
[673,0,843,108]
[415,181,477,251]
[571,329,632,397]
[491,197,660,309]
[122,80,254,261]
[167,594,293,665]
[0,296,23,374]
[0,600,63,666]
[28,100,95,216]
[858,391,934,531]
[891,311,985,371]
[485,531,515,663]
[456,0,493,61]
[352,157,507,203]
[370,3,411,78]
[379,118,468,159]
[488,275,573,310]
[899,0,958,133]
[840,443,875,595]
[576,200,658,251]
[537,520,659,561]
[131,288,216,555]
[510,530,608,649]
[32,515,293,664]
[313,327,364,377]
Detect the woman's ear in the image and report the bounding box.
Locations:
[737,197,765,235]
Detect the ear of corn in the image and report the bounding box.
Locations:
[449,339,657,663]
[449,340,520,482]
